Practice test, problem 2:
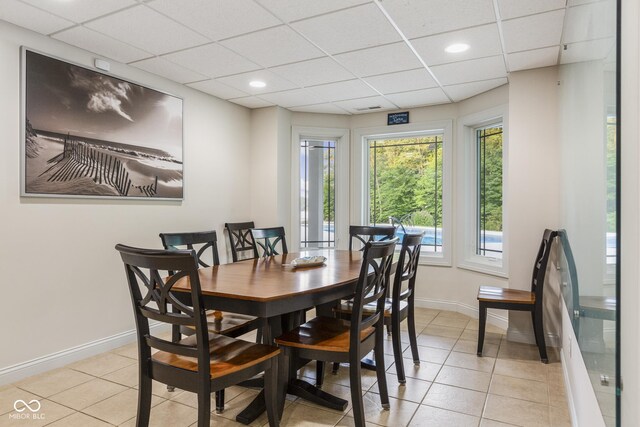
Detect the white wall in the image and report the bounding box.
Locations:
[620,0,640,424]
[506,67,562,343]
[0,22,252,382]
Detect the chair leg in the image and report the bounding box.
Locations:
[215,390,224,414]
[264,357,280,427]
[407,302,420,365]
[532,307,548,363]
[374,328,390,409]
[349,358,366,427]
[332,362,340,375]
[197,388,211,427]
[136,374,152,427]
[477,303,487,357]
[278,349,290,420]
[256,328,263,344]
[391,314,406,384]
[315,361,325,387]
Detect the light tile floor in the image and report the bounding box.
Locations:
[1,308,572,427]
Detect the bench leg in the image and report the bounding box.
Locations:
[477,303,487,357]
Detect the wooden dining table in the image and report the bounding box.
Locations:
[172,249,367,424]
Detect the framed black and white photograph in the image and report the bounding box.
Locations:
[21,48,184,199]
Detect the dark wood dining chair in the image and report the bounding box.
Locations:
[558,229,616,340]
[225,221,257,262]
[115,244,280,427]
[159,230,261,412]
[250,227,288,258]
[349,225,397,251]
[334,232,424,383]
[275,239,397,427]
[477,229,558,363]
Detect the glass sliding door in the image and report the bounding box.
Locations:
[557,0,619,424]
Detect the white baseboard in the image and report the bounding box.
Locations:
[413,297,509,331]
[0,323,169,386]
[561,348,580,427]
[506,328,561,348]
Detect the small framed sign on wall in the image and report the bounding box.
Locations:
[387,111,409,125]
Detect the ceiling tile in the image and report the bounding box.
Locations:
[292,3,401,54]
[147,0,281,41]
[443,78,508,102]
[307,79,378,102]
[411,24,502,66]
[560,38,615,64]
[502,9,565,53]
[259,88,326,107]
[187,79,250,100]
[384,88,450,108]
[53,26,152,63]
[269,57,355,87]
[21,0,135,23]
[228,96,275,109]
[85,5,209,55]
[562,1,616,44]
[380,0,496,39]
[220,26,324,68]
[0,0,73,35]
[497,0,566,20]
[507,46,559,71]
[255,0,370,22]
[430,55,507,86]
[131,57,208,83]
[334,42,422,77]
[289,103,350,114]
[163,44,260,78]
[333,96,397,114]
[364,69,437,94]
[217,69,298,94]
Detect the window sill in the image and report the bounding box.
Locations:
[458,259,508,278]
[418,255,451,268]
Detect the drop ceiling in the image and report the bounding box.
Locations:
[0,0,616,114]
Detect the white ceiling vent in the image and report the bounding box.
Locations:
[355,106,382,111]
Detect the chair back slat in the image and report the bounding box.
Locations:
[530,229,558,302]
[116,244,210,371]
[350,239,397,349]
[349,225,396,251]
[146,335,199,358]
[392,233,424,304]
[160,230,220,267]
[225,222,257,262]
[250,227,288,258]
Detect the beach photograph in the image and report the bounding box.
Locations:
[23,50,183,199]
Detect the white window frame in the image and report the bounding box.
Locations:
[352,121,453,266]
[457,105,509,278]
[290,126,350,251]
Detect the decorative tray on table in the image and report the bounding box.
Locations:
[286,255,327,268]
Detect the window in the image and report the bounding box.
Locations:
[458,107,508,277]
[476,125,503,258]
[299,139,335,249]
[355,121,452,265]
[290,126,349,252]
[368,133,443,253]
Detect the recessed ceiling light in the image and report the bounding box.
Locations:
[249,80,266,88]
[444,43,470,53]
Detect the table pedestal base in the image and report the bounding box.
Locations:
[235,379,348,425]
